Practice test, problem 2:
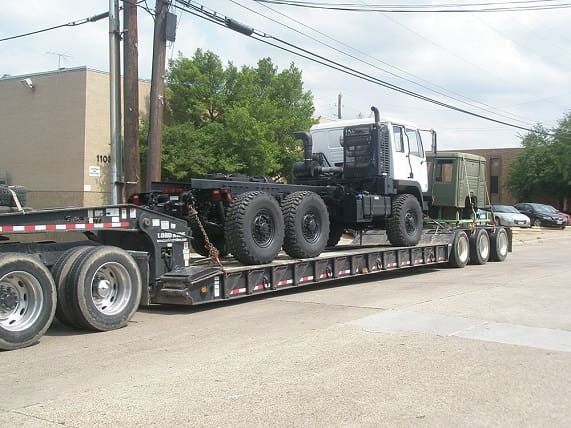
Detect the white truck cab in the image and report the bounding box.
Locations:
[310,117,429,193]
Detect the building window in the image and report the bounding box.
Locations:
[490,157,500,194]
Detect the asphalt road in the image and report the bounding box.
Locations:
[2,228,570,427]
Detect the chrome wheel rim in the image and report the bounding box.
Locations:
[90,262,132,315]
[0,271,44,332]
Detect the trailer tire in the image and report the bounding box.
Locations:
[490,227,509,262]
[448,230,469,268]
[225,191,284,265]
[0,253,56,351]
[282,191,329,259]
[327,222,345,247]
[60,246,141,331]
[469,228,490,265]
[51,245,96,327]
[386,194,423,247]
[0,185,27,207]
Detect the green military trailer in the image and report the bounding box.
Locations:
[427,152,487,221]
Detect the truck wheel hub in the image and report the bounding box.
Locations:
[303,214,319,240]
[94,279,112,298]
[0,285,19,311]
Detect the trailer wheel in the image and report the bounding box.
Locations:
[225,191,284,265]
[469,228,490,265]
[386,194,423,247]
[51,246,96,327]
[490,227,509,262]
[448,230,469,268]
[327,222,345,247]
[0,253,56,351]
[281,191,330,259]
[60,246,142,331]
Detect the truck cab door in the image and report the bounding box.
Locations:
[405,128,428,192]
[391,125,409,182]
[390,125,429,192]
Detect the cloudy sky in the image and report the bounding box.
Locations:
[1,0,569,150]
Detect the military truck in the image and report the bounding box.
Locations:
[426,152,487,221]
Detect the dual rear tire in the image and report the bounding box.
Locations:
[0,246,142,351]
[225,191,330,265]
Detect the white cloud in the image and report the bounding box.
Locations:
[1,0,569,150]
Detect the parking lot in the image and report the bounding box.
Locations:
[2,227,570,427]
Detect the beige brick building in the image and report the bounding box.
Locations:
[0,67,149,208]
[456,148,521,205]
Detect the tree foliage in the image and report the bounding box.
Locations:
[156,49,315,181]
[506,112,571,205]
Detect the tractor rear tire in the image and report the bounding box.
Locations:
[282,191,329,259]
[225,191,284,265]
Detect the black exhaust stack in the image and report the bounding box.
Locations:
[294,131,313,170]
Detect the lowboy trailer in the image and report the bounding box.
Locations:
[0,203,511,351]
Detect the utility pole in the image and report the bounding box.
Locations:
[337,93,342,119]
[146,0,169,191]
[123,0,140,199]
[109,0,122,204]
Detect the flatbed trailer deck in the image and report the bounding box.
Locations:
[0,204,511,350]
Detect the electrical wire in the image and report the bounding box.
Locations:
[0,12,109,43]
[253,0,571,13]
[172,0,560,135]
[231,0,538,127]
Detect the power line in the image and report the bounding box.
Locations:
[231,0,538,127]
[172,0,558,135]
[0,11,109,43]
[253,0,571,13]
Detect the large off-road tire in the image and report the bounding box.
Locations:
[490,227,509,262]
[0,185,27,207]
[189,220,228,258]
[59,246,141,331]
[0,253,56,351]
[51,245,96,327]
[327,222,345,247]
[386,194,423,247]
[448,230,470,268]
[225,191,284,265]
[282,191,330,259]
[469,228,490,265]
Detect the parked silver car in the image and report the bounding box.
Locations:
[481,204,531,228]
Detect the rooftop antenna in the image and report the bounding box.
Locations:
[46,51,71,69]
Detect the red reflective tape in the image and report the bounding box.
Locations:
[0,221,132,233]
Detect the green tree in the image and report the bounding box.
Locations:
[160,50,316,181]
[506,113,571,206]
